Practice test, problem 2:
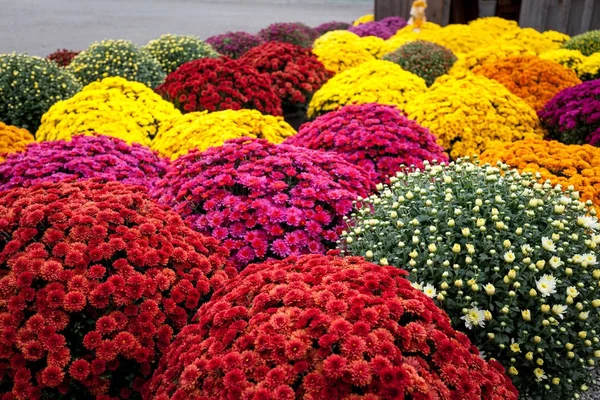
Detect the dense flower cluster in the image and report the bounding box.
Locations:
[46,49,80,67]
[340,159,600,398]
[257,22,318,48]
[0,53,81,133]
[501,28,562,54]
[378,16,408,33]
[205,31,264,59]
[576,52,600,81]
[36,77,181,146]
[311,30,375,74]
[308,60,427,118]
[562,30,600,56]
[451,43,534,73]
[348,21,394,40]
[472,55,582,111]
[480,138,600,206]
[468,16,519,36]
[540,48,586,70]
[67,39,165,88]
[384,40,457,86]
[147,254,518,400]
[352,13,374,26]
[0,180,235,398]
[142,34,218,74]
[151,138,373,269]
[538,80,600,146]
[285,103,447,183]
[0,122,34,162]
[542,30,571,47]
[405,73,544,158]
[418,24,496,55]
[359,36,389,58]
[0,135,169,191]
[151,109,296,159]
[156,57,282,116]
[240,42,332,111]
[314,21,350,35]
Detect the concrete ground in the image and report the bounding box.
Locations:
[0,0,372,56]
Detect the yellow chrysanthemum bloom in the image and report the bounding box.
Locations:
[540,48,586,71]
[37,77,181,146]
[313,30,375,74]
[393,22,441,37]
[152,109,296,159]
[451,43,535,73]
[576,52,600,81]
[352,14,374,26]
[308,59,427,118]
[501,28,562,54]
[468,17,520,36]
[418,24,496,56]
[542,30,571,47]
[405,72,544,159]
[0,121,34,162]
[358,36,389,58]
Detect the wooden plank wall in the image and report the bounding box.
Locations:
[519,0,599,34]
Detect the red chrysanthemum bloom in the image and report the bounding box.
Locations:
[47,49,80,67]
[151,138,373,269]
[156,57,282,116]
[284,103,449,184]
[240,41,332,111]
[0,180,235,398]
[146,254,518,399]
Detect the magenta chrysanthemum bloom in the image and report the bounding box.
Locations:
[0,134,169,192]
[314,21,351,35]
[348,21,394,39]
[205,31,264,59]
[538,79,600,146]
[257,22,319,48]
[284,103,448,183]
[151,137,374,269]
[378,16,408,33]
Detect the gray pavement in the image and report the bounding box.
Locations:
[0,0,372,56]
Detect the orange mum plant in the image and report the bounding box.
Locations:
[473,55,581,111]
[0,121,34,162]
[480,138,600,206]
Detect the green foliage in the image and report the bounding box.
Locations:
[562,30,600,57]
[142,34,219,74]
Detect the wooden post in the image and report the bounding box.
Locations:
[375,0,451,25]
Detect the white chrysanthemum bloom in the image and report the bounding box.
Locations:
[461,307,486,330]
[552,304,568,319]
[521,244,533,255]
[584,253,597,266]
[534,368,547,381]
[484,283,495,296]
[549,256,562,269]
[566,286,579,298]
[411,281,423,291]
[578,216,600,230]
[573,254,584,264]
[536,275,557,297]
[542,237,556,252]
[504,250,516,263]
[423,283,437,298]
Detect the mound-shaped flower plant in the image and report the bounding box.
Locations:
[340,159,600,399]
[0,121,34,162]
[257,22,318,48]
[0,134,169,191]
[473,55,582,111]
[0,53,81,132]
[540,49,586,71]
[384,40,457,86]
[405,73,544,158]
[468,17,520,36]
[47,49,80,67]
[538,80,600,146]
[576,52,600,81]
[146,254,518,400]
[156,57,282,116]
[450,43,534,73]
[151,138,373,269]
[501,28,562,55]
[0,180,235,399]
[36,77,181,146]
[151,109,296,159]
[314,21,351,35]
[417,24,496,55]
[562,30,600,56]
[68,39,165,88]
[205,31,264,59]
[480,138,600,206]
[142,34,219,74]
[285,103,447,183]
[352,13,374,26]
[308,60,427,118]
[240,41,332,111]
[348,21,394,40]
[311,30,375,74]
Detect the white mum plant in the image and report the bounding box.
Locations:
[340,158,600,399]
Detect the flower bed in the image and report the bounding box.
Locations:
[156,57,282,116]
[0,121,34,162]
[146,254,518,400]
[151,138,373,269]
[285,103,447,183]
[151,109,296,159]
[205,31,264,59]
[36,77,181,146]
[308,60,427,118]
[0,134,169,191]
[257,22,318,48]
[47,49,80,67]
[0,180,235,398]
[142,34,218,74]
[340,159,600,399]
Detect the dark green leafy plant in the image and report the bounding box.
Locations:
[562,30,600,57]
[142,34,218,74]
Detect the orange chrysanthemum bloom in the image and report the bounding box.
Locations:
[473,56,581,111]
[480,138,600,206]
[0,121,34,162]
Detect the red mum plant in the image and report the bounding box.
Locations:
[151,138,374,270]
[0,180,235,399]
[285,103,448,184]
[145,254,519,400]
[240,41,333,112]
[47,49,80,67]
[155,57,282,116]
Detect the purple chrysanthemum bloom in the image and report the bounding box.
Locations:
[378,16,408,33]
[257,22,319,48]
[348,21,394,40]
[205,31,264,59]
[314,21,351,35]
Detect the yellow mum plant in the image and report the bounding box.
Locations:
[358,36,389,58]
[468,17,520,36]
[312,30,375,74]
[539,48,586,70]
[405,72,544,158]
[542,30,571,47]
[0,121,34,162]
[501,28,562,54]
[308,59,427,118]
[419,24,495,56]
[480,138,600,206]
[151,109,296,159]
[37,77,181,146]
[451,43,534,72]
[576,52,600,81]
[352,14,374,26]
